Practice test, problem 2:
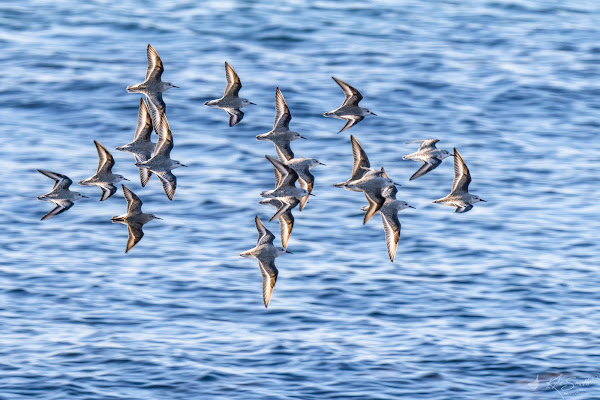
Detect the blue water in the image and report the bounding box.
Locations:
[1,1,600,399]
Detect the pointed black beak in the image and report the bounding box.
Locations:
[285,250,293,254]
[480,199,487,202]
[81,195,89,198]
[154,216,163,220]
[300,135,308,140]
[317,161,326,166]
[308,193,316,196]
[249,102,257,105]
[370,112,377,116]
[408,205,416,209]
[173,85,179,88]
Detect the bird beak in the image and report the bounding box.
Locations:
[181,164,188,167]
[124,178,130,181]
[408,205,416,209]
[81,195,89,198]
[249,102,257,105]
[300,135,308,140]
[370,112,377,116]
[308,193,316,196]
[450,153,455,156]
[317,161,326,166]
[480,199,486,202]
[172,85,179,88]
[393,182,401,187]
[285,250,293,254]
[154,216,162,220]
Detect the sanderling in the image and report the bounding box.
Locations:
[323,77,376,133]
[135,111,187,200]
[258,197,298,249]
[261,155,313,200]
[334,136,400,224]
[433,148,486,213]
[115,98,156,187]
[256,87,306,160]
[79,141,128,201]
[111,184,161,253]
[127,44,178,119]
[204,62,255,126]
[274,146,324,211]
[239,216,291,308]
[334,135,371,188]
[402,139,453,181]
[361,185,414,262]
[347,166,400,224]
[37,169,87,220]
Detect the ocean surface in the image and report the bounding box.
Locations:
[1,1,599,399]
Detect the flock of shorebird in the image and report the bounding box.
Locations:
[37,44,486,308]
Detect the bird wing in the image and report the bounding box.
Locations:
[332,76,363,106]
[224,62,242,97]
[265,155,298,188]
[134,98,154,141]
[255,215,275,246]
[258,259,278,308]
[451,148,471,194]
[409,158,441,181]
[94,140,115,175]
[338,116,364,133]
[418,139,440,151]
[279,209,294,249]
[126,222,144,253]
[363,191,383,225]
[41,199,74,220]
[122,184,143,215]
[381,211,400,262]
[298,174,314,211]
[350,135,370,181]
[226,108,244,127]
[155,171,177,201]
[455,205,473,214]
[275,142,293,163]
[99,184,117,201]
[273,87,291,130]
[274,142,294,162]
[145,44,164,82]
[152,110,174,158]
[134,154,153,187]
[147,92,166,123]
[38,169,72,191]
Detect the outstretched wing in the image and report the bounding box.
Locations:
[226,108,244,127]
[125,223,144,253]
[224,62,242,97]
[381,212,400,262]
[409,158,441,181]
[350,135,370,181]
[145,44,164,82]
[122,184,143,215]
[279,210,294,249]
[332,76,363,106]
[156,171,177,201]
[134,98,154,141]
[255,215,275,246]
[451,148,471,194]
[338,116,364,133]
[258,259,278,308]
[41,199,74,221]
[38,169,72,191]
[94,140,115,175]
[273,87,291,130]
[363,191,383,225]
